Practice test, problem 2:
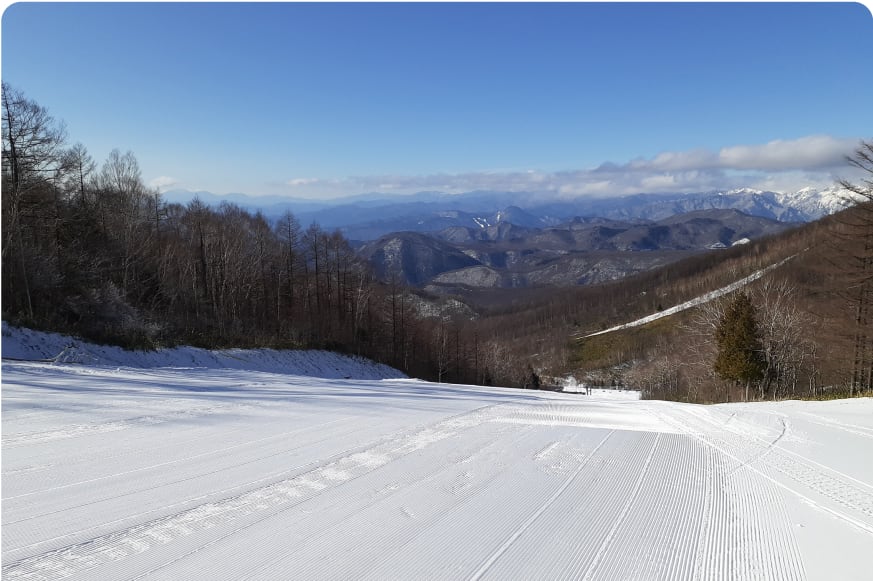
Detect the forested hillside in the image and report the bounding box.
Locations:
[3,83,871,400]
[1,84,540,387]
[467,198,873,402]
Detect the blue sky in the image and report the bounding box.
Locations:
[3,2,872,198]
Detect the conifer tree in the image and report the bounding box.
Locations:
[714,291,765,401]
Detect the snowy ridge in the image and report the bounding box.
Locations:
[774,185,860,218]
[578,256,795,339]
[0,323,404,380]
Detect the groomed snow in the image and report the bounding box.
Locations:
[3,328,872,580]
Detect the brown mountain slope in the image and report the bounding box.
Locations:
[454,205,867,401]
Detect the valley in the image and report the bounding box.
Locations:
[161,186,832,295]
[358,209,792,290]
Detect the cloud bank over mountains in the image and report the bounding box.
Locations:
[626,135,854,173]
[277,135,862,199]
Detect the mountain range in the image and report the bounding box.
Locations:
[358,209,793,292]
[162,186,853,242]
[161,185,853,292]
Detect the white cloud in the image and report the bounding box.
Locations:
[557,180,614,197]
[281,135,862,199]
[149,176,178,192]
[623,135,856,173]
[628,149,718,172]
[640,174,682,190]
[718,135,854,171]
[286,177,320,187]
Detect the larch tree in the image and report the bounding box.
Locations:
[61,142,97,207]
[275,210,302,336]
[2,83,67,318]
[836,140,873,394]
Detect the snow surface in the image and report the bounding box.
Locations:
[0,323,403,380]
[560,379,641,400]
[3,328,873,580]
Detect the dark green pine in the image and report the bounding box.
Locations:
[713,291,766,385]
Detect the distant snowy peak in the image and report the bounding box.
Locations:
[724,187,767,196]
[773,185,857,217]
[706,185,858,221]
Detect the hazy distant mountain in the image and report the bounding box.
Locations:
[328,186,851,240]
[162,185,851,241]
[596,187,844,223]
[161,189,334,214]
[610,209,789,251]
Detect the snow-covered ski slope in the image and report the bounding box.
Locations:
[579,256,794,339]
[3,333,873,580]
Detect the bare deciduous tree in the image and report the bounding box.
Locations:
[2,83,67,251]
[2,83,67,318]
[753,278,816,399]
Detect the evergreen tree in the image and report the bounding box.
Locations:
[525,364,541,389]
[714,292,766,401]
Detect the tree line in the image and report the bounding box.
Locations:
[5,82,870,398]
[2,83,546,388]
